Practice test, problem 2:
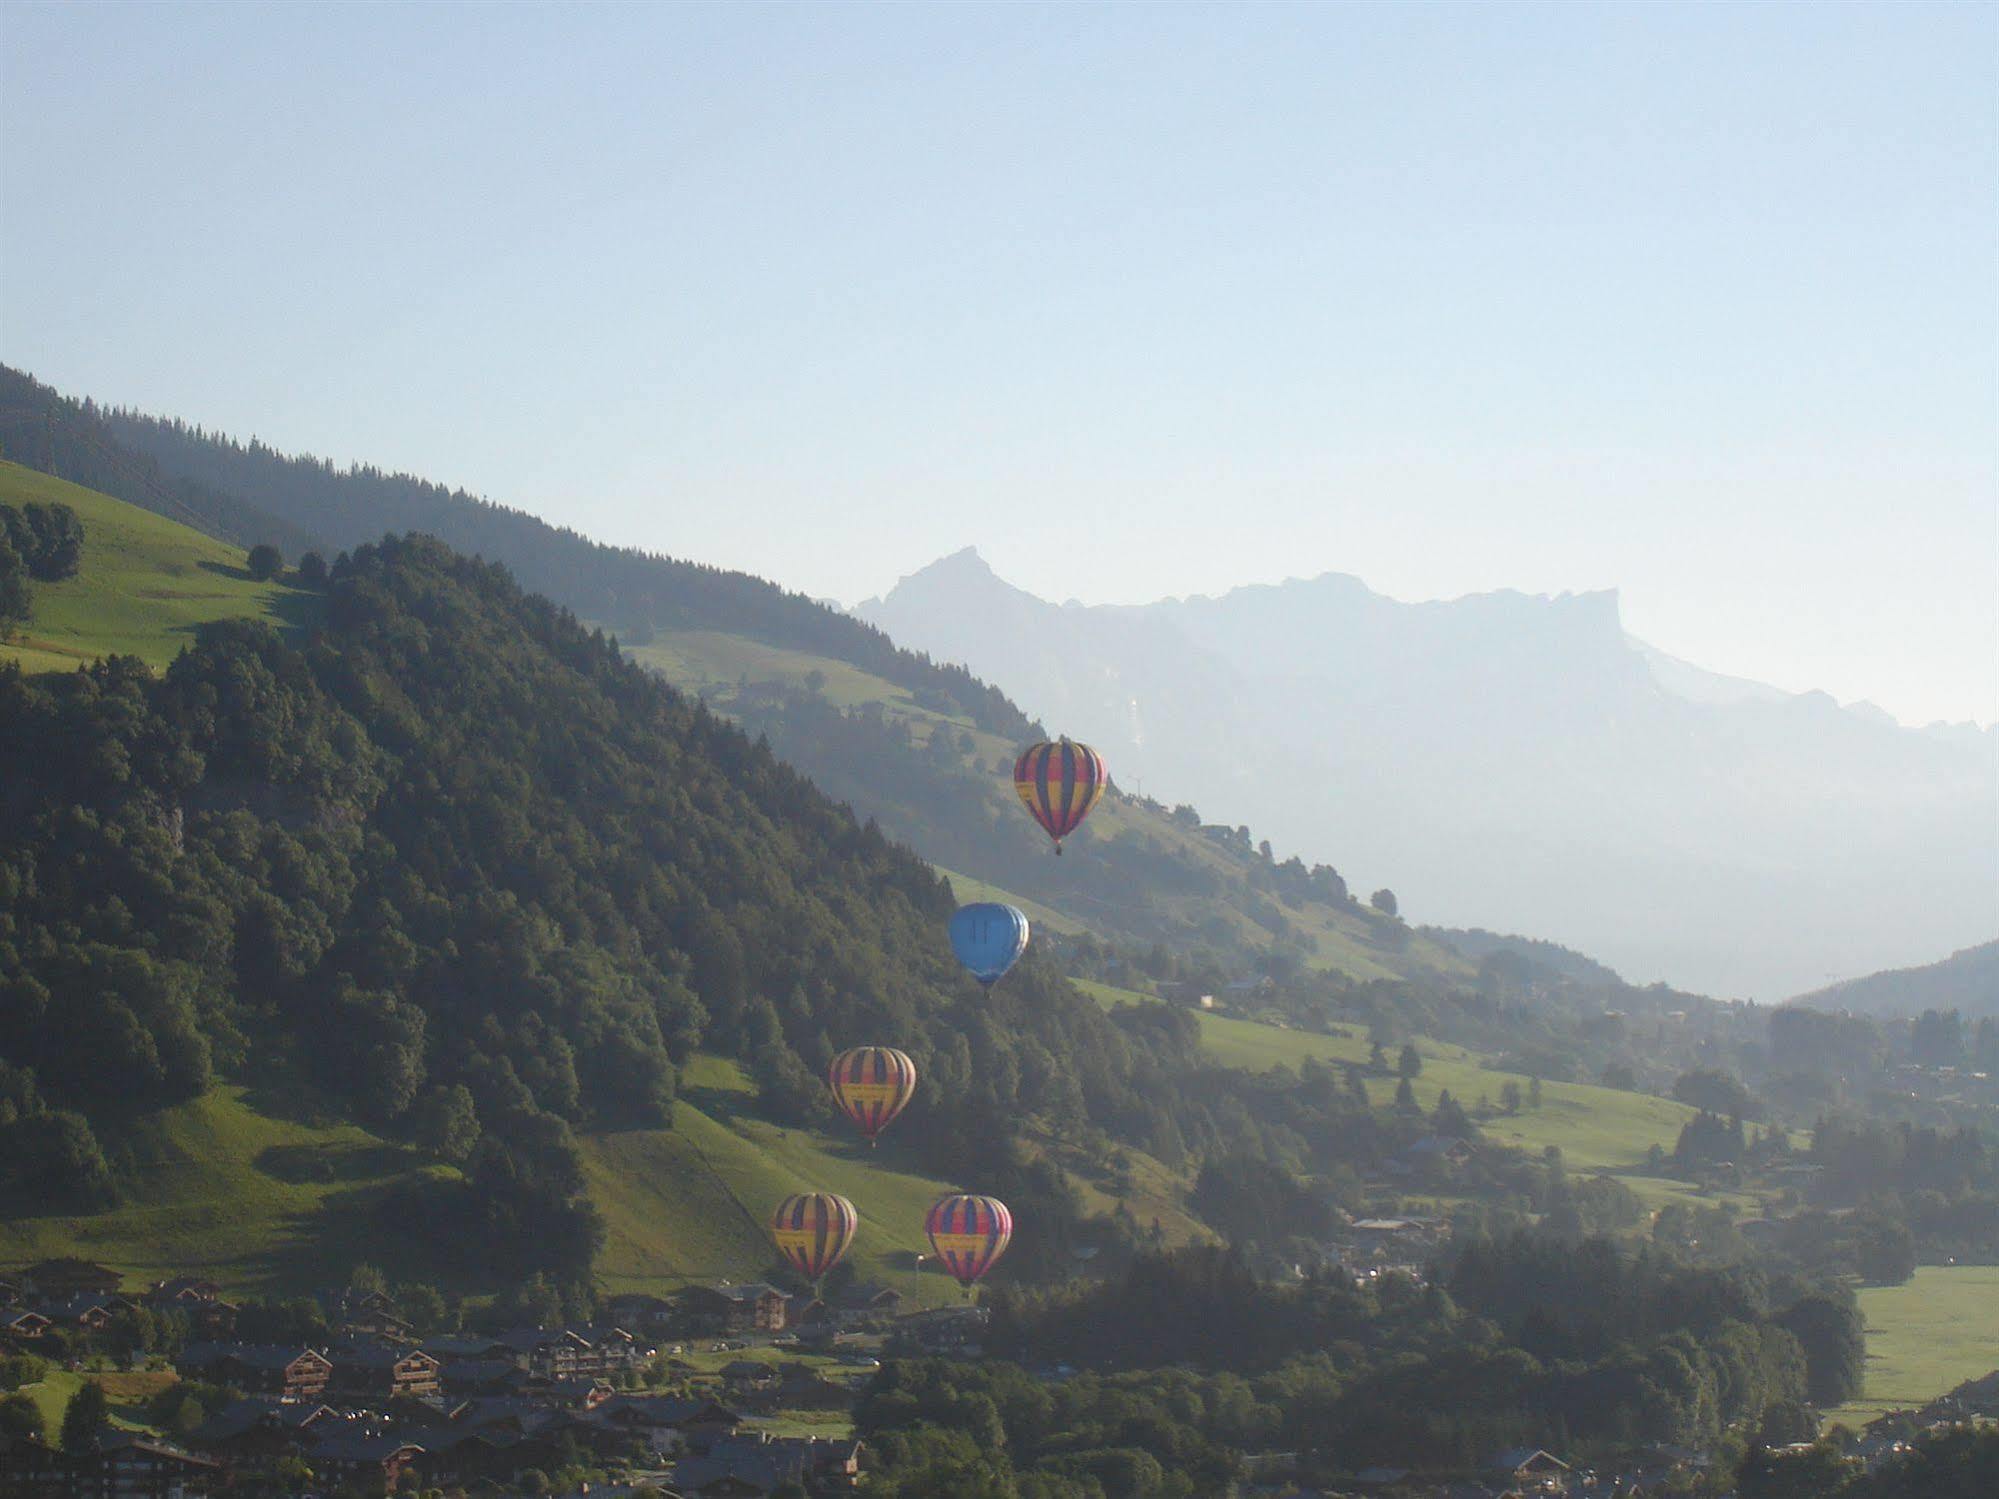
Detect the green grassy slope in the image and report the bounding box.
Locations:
[583,1057,963,1306]
[0,460,314,674]
[0,1087,447,1293]
[622,628,1471,987]
[1075,979,1718,1194]
[1828,1266,1999,1427]
[0,1065,971,1304]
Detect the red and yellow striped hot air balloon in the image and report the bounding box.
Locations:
[770,1192,859,1286]
[1012,739,1107,854]
[827,1046,917,1147]
[924,1193,1012,1292]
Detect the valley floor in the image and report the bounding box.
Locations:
[1828,1264,1999,1428]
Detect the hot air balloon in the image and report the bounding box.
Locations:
[949,903,1030,987]
[925,1193,1012,1292]
[827,1046,917,1147]
[770,1192,859,1286]
[1012,739,1107,854]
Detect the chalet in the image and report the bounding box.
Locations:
[1402,1136,1476,1169]
[568,1322,645,1372]
[307,1432,426,1494]
[491,1327,596,1378]
[672,1434,864,1498]
[720,1359,780,1392]
[33,1432,223,1498]
[177,1342,333,1398]
[593,1394,741,1456]
[19,1258,122,1297]
[605,1292,675,1330]
[677,1283,788,1334]
[143,1279,238,1337]
[330,1342,442,1399]
[36,1292,136,1331]
[188,1397,337,1461]
[420,1332,523,1365]
[888,1304,988,1355]
[784,1293,827,1328]
[146,1276,224,1306]
[1487,1446,1573,1493]
[1,1310,52,1343]
[827,1283,902,1327]
[438,1357,526,1397]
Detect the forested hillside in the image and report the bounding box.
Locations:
[0,530,1417,1288]
[0,369,320,557]
[0,366,1468,984]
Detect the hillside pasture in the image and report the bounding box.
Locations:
[1076,980,1718,1191]
[0,460,314,673]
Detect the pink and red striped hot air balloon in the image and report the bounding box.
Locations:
[924,1193,1012,1292]
[1012,739,1107,855]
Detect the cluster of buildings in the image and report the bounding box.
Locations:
[0,1260,918,1496]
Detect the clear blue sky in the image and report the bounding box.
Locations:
[4,1,1993,723]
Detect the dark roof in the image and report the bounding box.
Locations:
[829,1283,900,1309]
[309,1433,427,1463]
[492,1326,592,1353]
[192,1397,335,1441]
[421,1334,518,1360]
[95,1433,222,1469]
[688,1282,783,1304]
[440,1359,525,1388]
[180,1341,328,1372]
[332,1342,437,1370]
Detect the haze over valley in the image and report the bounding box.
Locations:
[859,549,1996,999]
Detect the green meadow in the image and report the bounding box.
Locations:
[1828,1265,1999,1428]
[0,460,315,674]
[1075,979,1724,1194]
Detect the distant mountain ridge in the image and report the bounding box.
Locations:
[1792,942,1999,1020]
[858,549,1998,999]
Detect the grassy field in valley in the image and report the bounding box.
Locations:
[0,460,314,674]
[1075,979,1732,1200]
[1827,1265,1999,1428]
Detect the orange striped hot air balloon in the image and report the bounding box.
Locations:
[924,1193,1012,1292]
[770,1192,859,1286]
[827,1046,917,1147]
[1012,739,1107,854]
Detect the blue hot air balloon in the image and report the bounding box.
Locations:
[949,903,1030,987]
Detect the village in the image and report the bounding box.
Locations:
[1,1254,1991,1498]
[0,1255,946,1496]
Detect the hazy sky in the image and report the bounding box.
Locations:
[4,1,1993,724]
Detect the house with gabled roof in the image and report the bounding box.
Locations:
[19,1258,122,1297]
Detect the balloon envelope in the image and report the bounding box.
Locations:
[925,1193,1013,1289]
[949,903,1030,986]
[827,1046,918,1144]
[770,1192,859,1283]
[1013,740,1107,853]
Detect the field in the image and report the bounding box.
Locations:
[0,1087,449,1294]
[583,1056,966,1307]
[1075,979,1728,1197]
[0,1061,972,1304]
[0,460,315,674]
[1828,1265,1999,1428]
